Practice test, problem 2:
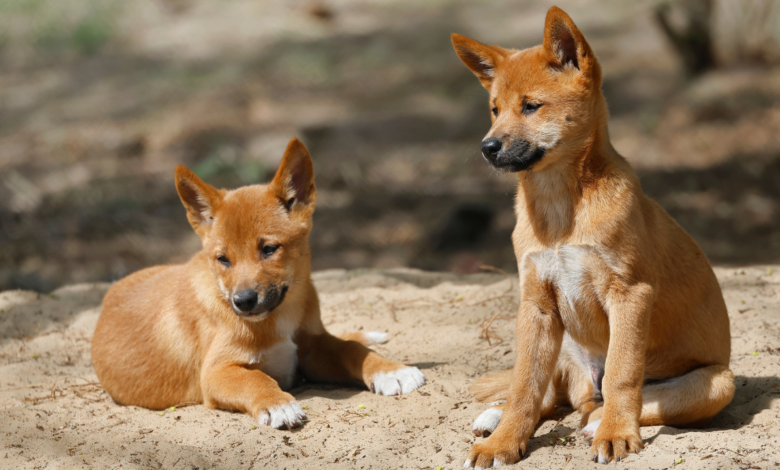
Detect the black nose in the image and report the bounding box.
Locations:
[232,289,258,312]
[481,138,502,160]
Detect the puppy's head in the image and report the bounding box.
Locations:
[175,138,316,321]
[452,7,603,173]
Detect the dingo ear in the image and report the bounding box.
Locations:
[451,33,508,90]
[271,138,316,213]
[175,165,224,237]
[543,7,599,82]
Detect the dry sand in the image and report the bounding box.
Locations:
[1,267,779,469]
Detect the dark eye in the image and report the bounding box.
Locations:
[523,102,542,115]
[261,244,280,258]
[491,106,498,116]
[217,255,230,267]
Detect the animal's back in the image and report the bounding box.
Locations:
[92,264,203,408]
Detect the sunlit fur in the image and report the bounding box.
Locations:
[453,6,733,467]
[92,138,424,429]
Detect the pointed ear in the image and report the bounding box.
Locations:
[175,165,224,237]
[271,138,316,212]
[451,33,508,89]
[542,7,599,82]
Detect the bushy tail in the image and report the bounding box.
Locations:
[640,364,735,427]
[471,369,513,403]
[338,331,389,347]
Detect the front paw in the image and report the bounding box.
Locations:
[464,434,524,468]
[369,367,425,396]
[257,398,306,430]
[590,425,643,463]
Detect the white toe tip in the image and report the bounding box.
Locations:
[463,459,472,468]
[268,402,306,429]
[364,331,389,344]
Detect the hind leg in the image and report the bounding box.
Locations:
[296,330,425,396]
[471,336,595,438]
[472,378,559,437]
[582,365,735,440]
[640,365,735,427]
[555,336,599,426]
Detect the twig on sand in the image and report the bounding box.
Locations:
[474,354,491,373]
[340,409,369,424]
[170,401,200,409]
[0,383,49,392]
[479,265,511,275]
[478,300,517,346]
[17,376,103,404]
[465,282,516,307]
[387,280,517,311]
[480,311,505,346]
[50,376,102,401]
[388,304,399,323]
[389,297,450,308]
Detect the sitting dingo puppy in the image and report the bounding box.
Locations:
[92,138,425,429]
[451,6,734,466]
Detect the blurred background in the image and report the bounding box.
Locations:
[1,0,779,292]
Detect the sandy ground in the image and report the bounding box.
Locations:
[1,266,779,469]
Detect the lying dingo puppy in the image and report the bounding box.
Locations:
[92,138,425,429]
[451,6,734,466]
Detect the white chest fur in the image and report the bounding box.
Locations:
[249,339,298,391]
[523,245,591,308]
[524,246,613,320]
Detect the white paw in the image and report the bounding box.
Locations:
[472,407,502,437]
[258,402,306,430]
[364,331,389,345]
[463,458,499,469]
[581,418,601,442]
[370,367,426,395]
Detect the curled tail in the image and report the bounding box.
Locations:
[471,369,513,403]
[338,331,389,347]
[639,364,735,427]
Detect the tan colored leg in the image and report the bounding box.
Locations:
[296,331,424,395]
[590,283,653,463]
[201,364,305,429]
[464,256,565,467]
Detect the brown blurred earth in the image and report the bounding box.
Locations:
[1,0,780,292]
